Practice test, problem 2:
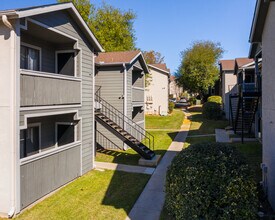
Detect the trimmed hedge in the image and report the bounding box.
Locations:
[165,143,258,220]
[202,101,222,120]
[168,101,175,114]
[207,95,222,104]
[203,96,223,119]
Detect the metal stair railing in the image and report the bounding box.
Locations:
[94,89,154,151]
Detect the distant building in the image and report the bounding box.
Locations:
[169,75,183,99]
[219,59,236,119]
[145,63,170,115]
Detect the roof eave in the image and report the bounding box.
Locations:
[1,3,104,52]
[148,64,170,75]
[130,52,149,73]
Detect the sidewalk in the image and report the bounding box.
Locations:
[126,112,191,220]
[95,161,155,175]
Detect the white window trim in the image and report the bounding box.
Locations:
[20,141,81,165]
[55,50,77,77]
[21,42,42,71]
[55,122,77,148]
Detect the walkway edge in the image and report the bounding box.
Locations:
[126,110,191,220]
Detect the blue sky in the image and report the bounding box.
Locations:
[0,0,256,73]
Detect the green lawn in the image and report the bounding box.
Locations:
[96,109,184,166]
[145,109,185,129]
[231,142,262,182]
[96,130,178,166]
[188,112,228,136]
[15,170,150,220]
[184,136,216,148]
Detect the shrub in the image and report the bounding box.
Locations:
[189,97,197,105]
[168,102,175,113]
[165,143,258,220]
[202,101,222,119]
[207,95,222,104]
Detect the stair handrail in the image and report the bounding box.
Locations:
[95,91,154,150]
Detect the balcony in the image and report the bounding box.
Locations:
[132,87,144,105]
[20,70,81,107]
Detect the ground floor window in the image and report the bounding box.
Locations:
[56,123,75,147]
[20,123,41,159]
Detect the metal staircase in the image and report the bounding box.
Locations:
[229,83,260,141]
[94,89,155,160]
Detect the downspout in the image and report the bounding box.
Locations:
[123,64,128,150]
[2,14,16,219]
[123,63,127,118]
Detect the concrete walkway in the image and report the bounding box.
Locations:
[126,115,191,220]
[95,161,155,175]
[215,129,231,143]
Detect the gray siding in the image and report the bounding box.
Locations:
[132,60,144,88]
[94,58,145,150]
[95,66,124,148]
[20,145,81,209]
[132,107,144,123]
[127,66,133,119]
[31,11,95,174]
[132,88,144,103]
[21,32,56,73]
[20,74,81,107]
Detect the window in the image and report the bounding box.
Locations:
[20,124,41,159]
[56,123,75,147]
[56,51,76,76]
[20,44,41,71]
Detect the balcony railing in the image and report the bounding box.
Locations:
[132,87,144,103]
[20,70,81,107]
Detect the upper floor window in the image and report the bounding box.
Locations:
[20,43,41,71]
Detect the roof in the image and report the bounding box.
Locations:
[96,50,149,73]
[148,63,170,75]
[235,58,254,69]
[96,51,140,64]
[219,60,235,71]
[249,0,270,57]
[0,3,104,52]
[234,58,254,75]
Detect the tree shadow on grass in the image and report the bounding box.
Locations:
[101,170,151,216]
[188,112,228,136]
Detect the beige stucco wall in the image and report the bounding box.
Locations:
[222,71,237,119]
[261,1,275,210]
[169,80,183,99]
[145,68,169,115]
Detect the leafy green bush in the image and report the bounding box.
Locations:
[202,101,222,119]
[207,95,222,104]
[165,143,258,220]
[168,102,175,113]
[189,97,197,105]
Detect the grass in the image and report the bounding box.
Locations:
[184,136,216,148]
[188,112,228,136]
[15,170,150,220]
[96,109,184,165]
[145,109,185,129]
[96,130,178,166]
[231,141,262,182]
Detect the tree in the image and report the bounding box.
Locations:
[143,50,164,64]
[58,0,93,23]
[177,41,224,97]
[57,1,136,52]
